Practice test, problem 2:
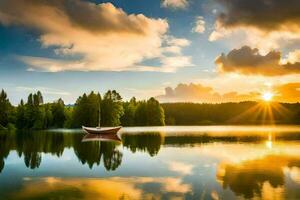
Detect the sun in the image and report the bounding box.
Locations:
[262,92,273,102]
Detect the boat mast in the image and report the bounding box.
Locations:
[98,101,101,128]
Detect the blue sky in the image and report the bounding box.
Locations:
[1,0,300,104]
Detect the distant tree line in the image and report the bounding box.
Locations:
[0,89,165,130]
[1,89,300,130]
[162,102,300,125]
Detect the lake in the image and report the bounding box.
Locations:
[1,126,300,200]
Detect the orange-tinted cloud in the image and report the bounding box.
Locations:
[217,155,300,199]
[157,83,260,103]
[274,82,300,103]
[13,177,191,200]
[215,46,300,76]
[0,0,192,72]
[157,82,300,103]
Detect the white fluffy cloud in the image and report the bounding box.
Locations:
[192,16,206,34]
[0,0,192,72]
[161,0,189,10]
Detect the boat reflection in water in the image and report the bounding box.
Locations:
[82,133,122,143]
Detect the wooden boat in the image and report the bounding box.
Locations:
[81,103,122,135]
[82,133,121,142]
[82,126,122,135]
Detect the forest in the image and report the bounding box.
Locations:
[0,89,300,130]
[0,89,165,130]
[162,102,300,125]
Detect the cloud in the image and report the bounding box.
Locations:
[14,177,191,199]
[166,36,191,47]
[160,56,194,72]
[0,0,191,72]
[168,161,193,175]
[161,0,189,10]
[163,36,191,54]
[274,82,300,103]
[157,83,260,103]
[15,86,71,96]
[283,50,300,64]
[192,16,205,34]
[213,0,300,33]
[19,56,86,72]
[215,46,300,76]
[217,155,300,199]
[157,81,300,103]
[210,0,300,53]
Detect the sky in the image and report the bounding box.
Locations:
[0,0,300,104]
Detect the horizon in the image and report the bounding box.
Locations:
[1,0,300,105]
[3,89,300,106]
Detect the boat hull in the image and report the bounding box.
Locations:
[82,126,121,135]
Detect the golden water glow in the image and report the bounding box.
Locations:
[262,92,274,102]
[12,177,191,200]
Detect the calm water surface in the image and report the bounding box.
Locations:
[1,126,300,200]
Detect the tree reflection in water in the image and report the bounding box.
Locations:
[217,155,300,199]
[121,132,163,156]
[1,129,300,199]
[0,130,123,172]
[74,138,122,170]
[1,129,300,176]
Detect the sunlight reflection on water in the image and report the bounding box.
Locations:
[0,126,300,200]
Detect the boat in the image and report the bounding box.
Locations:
[82,133,122,142]
[81,103,122,135]
[82,126,122,135]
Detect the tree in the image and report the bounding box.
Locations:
[0,89,11,128]
[134,101,148,126]
[121,97,137,126]
[24,91,46,130]
[72,92,101,127]
[63,107,73,128]
[101,90,124,126]
[52,98,65,128]
[44,104,53,128]
[146,97,165,126]
[16,100,26,129]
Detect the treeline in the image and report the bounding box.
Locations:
[162,102,300,125]
[0,89,165,130]
[1,88,300,129]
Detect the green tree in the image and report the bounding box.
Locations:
[134,101,148,126]
[44,104,53,128]
[72,92,101,127]
[146,97,165,126]
[101,90,124,126]
[16,100,26,129]
[0,89,11,128]
[24,91,46,130]
[64,107,73,128]
[52,98,66,128]
[121,97,137,126]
